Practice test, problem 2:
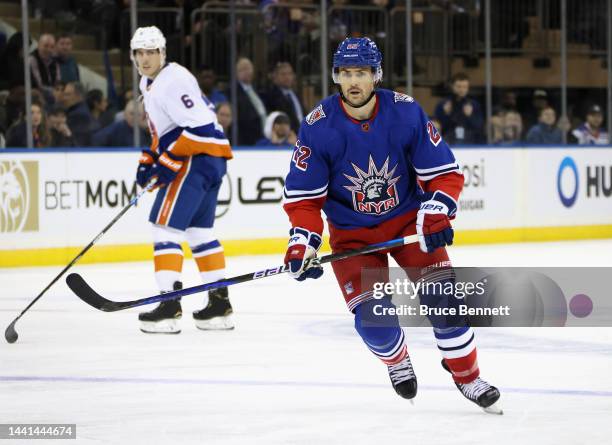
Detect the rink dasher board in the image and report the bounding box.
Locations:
[0,147,611,266]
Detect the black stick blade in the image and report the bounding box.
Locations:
[5,320,18,344]
[66,273,123,312]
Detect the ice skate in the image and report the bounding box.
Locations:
[388,353,418,400]
[138,282,182,334]
[442,359,503,414]
[193,287,234,330]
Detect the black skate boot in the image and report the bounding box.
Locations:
[387,353,418,400]
[138,281,183,334]
[193,287,234,330]
[441,359,503,414]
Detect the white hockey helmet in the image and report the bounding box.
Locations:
[130,26,166,71]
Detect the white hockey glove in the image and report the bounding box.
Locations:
[416,191,457,253]
[284,227,324,281]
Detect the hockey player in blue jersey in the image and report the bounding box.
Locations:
[282,37,502,414]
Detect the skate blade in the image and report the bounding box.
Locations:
[194,315,235,331]
[140,319,181,334]
[482,402,503,415]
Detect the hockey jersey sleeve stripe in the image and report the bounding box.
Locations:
[157,124,233,159]
[183,124,229,144]
[282,190,328,204]
[170,133,232,158]
[283,184,328,197]
[416,165,461,181]
[413,162,460,174]
[182,132,230,146]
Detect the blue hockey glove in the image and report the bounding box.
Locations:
[136,149,157,187]
[284,227,324,281]
[149,151,185,188]
[416,190,457,253]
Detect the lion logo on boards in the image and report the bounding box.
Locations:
[306,104,326,125]
[344,155,401,215]
[0,160,39,232]
[393,92,414,103]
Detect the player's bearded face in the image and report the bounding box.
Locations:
[135,49,163,77]
[338,68,375,108]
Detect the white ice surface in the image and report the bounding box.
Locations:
[1,240,612,445]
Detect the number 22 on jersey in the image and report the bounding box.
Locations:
[292,143,311,171]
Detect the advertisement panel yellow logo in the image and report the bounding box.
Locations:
[0,161,39,232]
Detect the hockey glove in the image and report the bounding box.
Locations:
[284,227,324,281]
[149,151,185,188]
[136,149,158,187]
[416,190,457,253]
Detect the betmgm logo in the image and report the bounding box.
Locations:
[0,161,39,232]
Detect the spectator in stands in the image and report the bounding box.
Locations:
[86,89,113,128]
[0,32,30,90]
[153,0,200,62]
[256,111,297,147]
[30,34,61,92]
[570,104,609,145]
[523,89,549,132]
[51,81,66,108]
[329,0,353,47]
[55,34,80,83]
[4,87,26,130]
[434,72,484,144]
[197,65,228,107]
[48,106,76,147]
[216,102,233,143]
[231,57,267,145]
[490,107,522,144]
[262,61,304,133]
[525,106,562,144]
[91,99,149,147]
[6,102,51,148]
[61,81,97,146]
[260,0,304,63]
[114,89,135,122]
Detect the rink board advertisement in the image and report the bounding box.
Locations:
[0,149,292,252]
[523,148,612,226]
[0,147,611,266]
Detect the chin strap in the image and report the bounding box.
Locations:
[339,87,377,109]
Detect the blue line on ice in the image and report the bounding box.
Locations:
[2,375,611,398]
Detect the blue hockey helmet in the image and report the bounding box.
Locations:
[332,37,383,84]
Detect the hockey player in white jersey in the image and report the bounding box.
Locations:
[131,26,234,334]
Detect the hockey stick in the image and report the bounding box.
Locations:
[66,234,419,312]
[4,180,157,344]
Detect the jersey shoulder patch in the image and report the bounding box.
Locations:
[393,92,415,103]
[306,104,326,125]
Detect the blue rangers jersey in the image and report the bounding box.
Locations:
[283,89,462,232]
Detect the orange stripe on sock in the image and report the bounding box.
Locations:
[154,253,184,272]
[194,251,226,272]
